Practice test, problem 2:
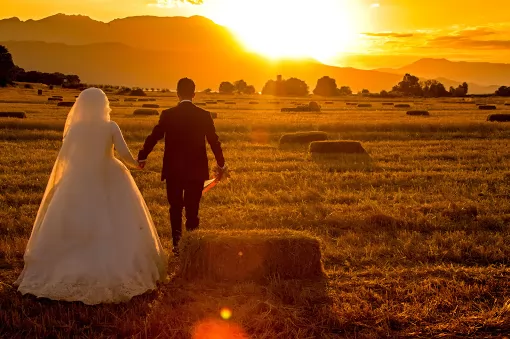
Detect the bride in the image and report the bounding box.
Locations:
[15,88,168,305]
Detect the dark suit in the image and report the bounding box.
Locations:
[138,101,225,247]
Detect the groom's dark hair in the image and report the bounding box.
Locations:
[177,78,195,98]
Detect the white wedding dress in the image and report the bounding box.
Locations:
[15,88,167,305]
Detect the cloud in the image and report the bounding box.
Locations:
[147,0,203,8]
[428,26,510,50]
[363,32,414,38]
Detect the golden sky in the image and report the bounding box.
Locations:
[1,0,510,67]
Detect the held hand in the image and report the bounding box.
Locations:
[138,159,146,169]
[214,163,228,181]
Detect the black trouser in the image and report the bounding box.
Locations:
[166,178,204,248]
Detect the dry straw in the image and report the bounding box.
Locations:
[357,103,372,108]
[0,112,26,119]
[407,110,430,116]
[133,109,159,116]
[487,114,510,122]
[179,229,325,282]
[142,104,160,108]
[279,131,328,145]
[310,140,367,154]
[479,105,497,110]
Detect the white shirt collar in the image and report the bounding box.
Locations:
[180,100,192,104]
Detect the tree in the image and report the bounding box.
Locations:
[0,45,16,87]
[495,86,510,96]
[338,86,352,96]
[202,88,212,94]
[361,89,370,95]
[392,73,423,96]
[262,77,308,96]
[450,82,469,97]
[234,80,248,94]
[219,81,235,94]
[422,80,449,97]
[244,85,256,95]
[313,76,339,96]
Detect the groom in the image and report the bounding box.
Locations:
[138,78,226,255]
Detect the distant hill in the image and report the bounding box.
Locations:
[0,15,504,93]
[386,58,510,88]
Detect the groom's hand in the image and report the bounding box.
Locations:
[138,159,146,169]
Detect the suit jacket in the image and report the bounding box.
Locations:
[138,101,225,182]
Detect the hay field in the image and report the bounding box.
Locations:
[1,86,510,338]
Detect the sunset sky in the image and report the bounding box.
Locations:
[1,0,510,68]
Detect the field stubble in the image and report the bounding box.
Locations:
[0,87,510,338]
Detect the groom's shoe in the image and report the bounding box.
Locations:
[172,247,180,257]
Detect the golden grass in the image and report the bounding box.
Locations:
[1,87,510,337]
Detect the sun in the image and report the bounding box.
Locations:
[208,0,363,63]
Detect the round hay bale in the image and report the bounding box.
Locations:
[195,103,207,107]
[124,98,137,102]
[57,101,75,107]
[249,101,259,105]
[357,103,372,108]
[279,131,328,145]
[37,89,43,96]
[310,140,367,154]
[395,104,411,108]
[179,230,325,282]
[309,101,321,112]
[406,110,430,116]
[142,103,160,108]
[382,102,394,106]
[48,97,62,102]
[133,109,159,116]
[0,111,26,119]
[487,114,510,122]
[210,112,218,119]
[225,101,236,105]
[479,105,497,110]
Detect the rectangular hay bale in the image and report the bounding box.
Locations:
[179,230,325,282]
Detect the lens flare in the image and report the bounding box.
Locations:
[220,307,232,320]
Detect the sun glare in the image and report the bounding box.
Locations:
[209,0,363,63]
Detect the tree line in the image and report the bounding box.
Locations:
[0,45,82,88]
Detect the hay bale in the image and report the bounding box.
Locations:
[279,131,328,145]
[138,98,150,102]
[357,103,372,108]
[133,109,159,116]
[249,101,259,105]
[479,105,497,110]
[487,114,510,122]
[210,112,218,119]
[48,97,62,102]
[382,102,394,106]
[124,98,137,102]
[346,102,357,106]
[52,95,63,99]
[504,102,510,106]
[395,104,411,108]
[310,140,367,154]
[268,101,281,104]
[57,101,75,107]
[142,103,160,108]
[195,103,207,107]
[406,110,430,116]
[179,230,324,282]
[325,101,334,104]
[37,89,43,96]
[309,101,321,112]
[0,111,26,119]
[148,98,157,102]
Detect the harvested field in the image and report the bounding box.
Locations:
[142,103,160,108]
[479,105,497,110]
[0,111,26,118]
[56,101,75,107]
[309,140,367,154]
[487,114,510,122]
[133,108,159,116]
[279,131,328,145]
[395,104,411,108]
[407,110,430,116]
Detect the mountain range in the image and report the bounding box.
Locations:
[0,14,508,93]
